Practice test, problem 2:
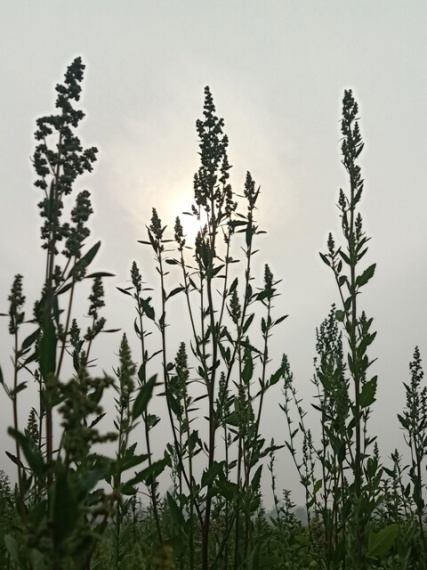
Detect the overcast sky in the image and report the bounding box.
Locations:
[1,1,427,506]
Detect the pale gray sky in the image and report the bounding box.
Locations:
[1,1,427,505]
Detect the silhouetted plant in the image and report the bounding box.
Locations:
[398,346,427,564]
[3,58,427,570]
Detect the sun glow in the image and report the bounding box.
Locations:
[166,191,209,247]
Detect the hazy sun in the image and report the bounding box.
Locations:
[166,191,207,245]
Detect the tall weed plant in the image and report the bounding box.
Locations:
[1,58,426,570]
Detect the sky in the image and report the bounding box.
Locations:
[1,1,427,507]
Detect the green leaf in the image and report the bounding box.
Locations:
[75,456,112,498]
[89,412,106,428]
[56,282,74,296]
[118,453,149,473]
[167,286,185,300]
[319,252,330,267]
[10,381,27,397]
[132,375,157,419]
[121,482,137,495]
[39,317,57,380]
[256,289,272,302]
[268,366,283,387]
[201,461,225,488]
[242,313,254,335]
[166,386,182,418]
[127,454,171,487]
[5,451,25,469]
[52,467,79,547]
[358,331,377,358]
[229,277,238,294]
[70,240,101,278]
[274,314,288,326]
[397,413,409,430]
[242,353,253,383]
[216,479,239,501]
[8,428,45,478]
[338,249,351,265]
[86,271,115,278]
[140,297,155,320]
[335,309,345,322]
[356,263,376,288]
[117,286,133,297]
[247,544,260,570]
[360,377,377,408]
[225,411,239,427]
[167,492,186,530]
[344,296,352,312]
[21,328,40,351]
[251,465,263,492]
[4,535,19,565]
[368,523,399,559]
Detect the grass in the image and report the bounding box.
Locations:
[0,57,426,570]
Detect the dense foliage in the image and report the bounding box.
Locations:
[1,58,426,569]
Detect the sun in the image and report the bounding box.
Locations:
[167,192,208,246]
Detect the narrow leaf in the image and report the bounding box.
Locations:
[39,318,57,380]
[21,328,40,351]
[319,252,331,267]
[132,375,157,419]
